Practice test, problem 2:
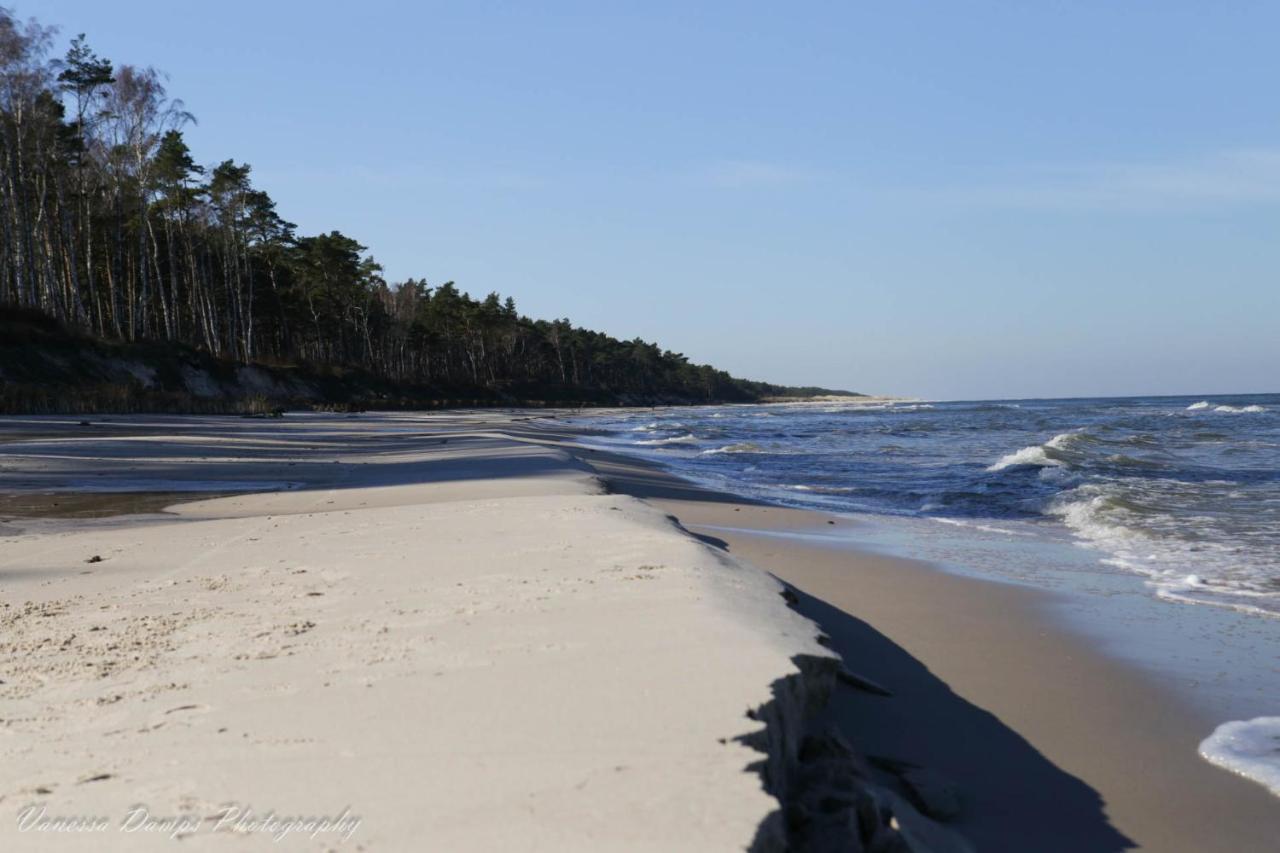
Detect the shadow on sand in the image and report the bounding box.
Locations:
[784,579,1135,853]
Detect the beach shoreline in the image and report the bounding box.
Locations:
[1,410,1277,851]
[539,418,1280,851]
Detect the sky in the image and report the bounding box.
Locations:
[28,1,1280,399]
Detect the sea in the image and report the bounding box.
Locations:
[572,393,1280,796]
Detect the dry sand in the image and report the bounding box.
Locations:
[0,413,834,851]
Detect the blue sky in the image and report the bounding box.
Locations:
[31,1,1280,399]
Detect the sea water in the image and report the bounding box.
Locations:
[573,394,1280,795]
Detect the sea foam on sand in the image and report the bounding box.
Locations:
[1199,717,1280,796]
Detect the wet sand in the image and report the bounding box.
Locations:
[0,491,237,519]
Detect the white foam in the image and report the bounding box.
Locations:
[1046,487,1145,549]
[784,484,856,494]
[630,421,684,432]
[1199,717,1280,797]
[1155,586,1280,618]
[928,517,1035,537]
[986,432,1077,471]
[633,434,697,446]
[702,442,763,455]
[1049,485,1280,618]
[987,445,1057,471]
[1191,402,1266,414]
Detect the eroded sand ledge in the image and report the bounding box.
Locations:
[0,413,962,851]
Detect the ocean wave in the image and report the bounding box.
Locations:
[1188,401,1266,414]
[1102,453,1162,468]
[987,431,1162,474]
[633,434,697,446]
[1199,717,1280,796]
[1048,481,1280,616]
[967,402,1022,412]
[986,432,1079,471]
[928,517,1035,537]
[1154,586,1280,618]
[785,484,857,494]
[1046,485,1147,548]
[702,442,764,455]
[630,421,684,432]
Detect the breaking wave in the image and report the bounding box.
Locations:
[784,484,857,494]
[633,434,697,446]
[630,421,684,432]
[985,432,1080,471]
[702,442,764,455]
[1188,401,1265,414]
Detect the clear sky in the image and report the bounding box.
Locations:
[29,1,1280,399]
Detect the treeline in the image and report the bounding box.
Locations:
[0,9,853,404]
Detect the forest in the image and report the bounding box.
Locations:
[0,9,853,407]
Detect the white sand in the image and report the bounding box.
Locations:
[0,414,828,851]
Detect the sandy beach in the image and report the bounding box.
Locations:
[1,411,1277,851]
[0,412,970,852]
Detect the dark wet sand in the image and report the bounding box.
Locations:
[566,442,1280,853]
[0,418,235,518]
[0,491,235,519]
